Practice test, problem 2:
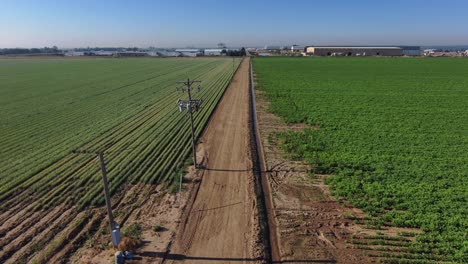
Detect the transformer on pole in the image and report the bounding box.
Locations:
[176,78,203,168]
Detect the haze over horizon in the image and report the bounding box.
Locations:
[1,0,468,49]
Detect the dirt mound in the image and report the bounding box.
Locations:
[118,237,140,252]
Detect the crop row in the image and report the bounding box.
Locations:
[0,58,240,211]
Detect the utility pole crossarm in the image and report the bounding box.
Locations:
[176,80,201,86]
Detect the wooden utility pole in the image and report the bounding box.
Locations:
[177,78,203,168]
[97,152,115,232]
[186,80,197,167]
[72,150,119,246]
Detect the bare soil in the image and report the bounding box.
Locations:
[70,182,191,264]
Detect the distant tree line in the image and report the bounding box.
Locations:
[221,47,247,56]
[0,46,60,55]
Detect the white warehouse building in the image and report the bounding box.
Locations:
[175,49,202,57]
[204,49,224,56]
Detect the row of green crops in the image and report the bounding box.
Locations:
[0,57,241,210]
[253,57,468,262]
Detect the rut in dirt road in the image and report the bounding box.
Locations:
[166,58,262,264]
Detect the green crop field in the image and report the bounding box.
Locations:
[254,57,467,263]
[0,57,240,210]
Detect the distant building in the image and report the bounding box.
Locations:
[94,51,114,56]
[423,49,436,56]
[400,46,421,56]
[305,46,403,56]
[115,51,147,57]
[175,49,202,57]
[204,49,224,56]
[147,51,159,57]
[77,51,115,56]
[64,51,84,56]
[158,51,180,57]
[291,45,305,53]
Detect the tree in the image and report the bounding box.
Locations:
[240,47,246,56]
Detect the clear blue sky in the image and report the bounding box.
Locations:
[1,0,467,48]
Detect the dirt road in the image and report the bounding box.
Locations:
[166,58,261,263]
